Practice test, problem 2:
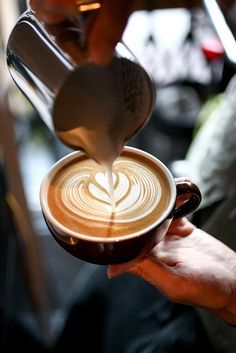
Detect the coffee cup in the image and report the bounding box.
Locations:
[40,146,201,265]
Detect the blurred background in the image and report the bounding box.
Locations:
[1,0,236,351]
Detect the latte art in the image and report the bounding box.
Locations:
[60,160,161,222]
[48,151,170,237]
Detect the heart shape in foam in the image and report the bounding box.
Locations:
[95,172,116,194]
[88,172,115,205]
[89,172,130,207]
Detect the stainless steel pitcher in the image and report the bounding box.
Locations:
[6,3,155,165]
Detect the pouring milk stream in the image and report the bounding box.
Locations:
[6,1,155,212]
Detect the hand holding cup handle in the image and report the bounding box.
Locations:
[39,148,202,265]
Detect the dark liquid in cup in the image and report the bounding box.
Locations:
[47,150,170,238]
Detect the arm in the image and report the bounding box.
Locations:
[108,217,236,326]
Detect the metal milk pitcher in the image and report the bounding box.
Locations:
[6,2,155,165]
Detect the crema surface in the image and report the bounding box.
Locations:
[47,151,170,238]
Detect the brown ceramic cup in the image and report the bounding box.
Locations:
[40,147,201,265]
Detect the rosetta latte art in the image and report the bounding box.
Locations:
[57,158,161,223]
[48,153,170,237]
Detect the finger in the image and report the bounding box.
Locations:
[168,217,195,236]
[29,0,77,11]
[88,0,134,64]
[29,0,78,23]
[108,257,180,299]
[174,176,191,183]
[107,259,138,279]
[108,257,174,283]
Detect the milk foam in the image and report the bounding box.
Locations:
[48,152,169,237]
[57,158,161,223]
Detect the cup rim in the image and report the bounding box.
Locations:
[40,146,177,243]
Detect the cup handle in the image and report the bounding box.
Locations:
[173,181,202,219]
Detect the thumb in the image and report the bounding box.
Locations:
[107,257,179,294]
[107,258,183,304]
[107,260,138,279]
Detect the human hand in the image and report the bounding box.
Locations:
[108,217,236,325]
[28,0,144,64]
[28,1,204,64]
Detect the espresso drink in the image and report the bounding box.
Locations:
[47,150,170,238]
